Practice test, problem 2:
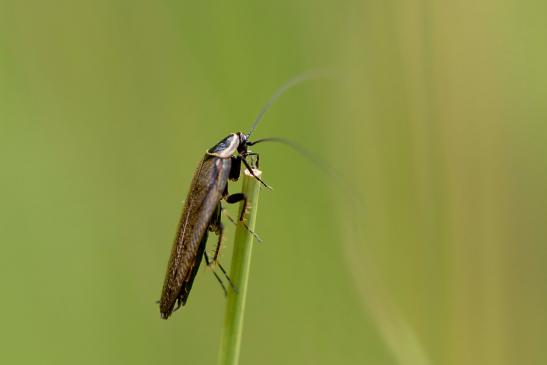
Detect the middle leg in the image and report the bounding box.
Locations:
[224,185,263,241]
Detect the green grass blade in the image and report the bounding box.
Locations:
[217,169,262,365]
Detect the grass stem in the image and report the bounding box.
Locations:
[217,169,262,365]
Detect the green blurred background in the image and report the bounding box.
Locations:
[1,1,546,364]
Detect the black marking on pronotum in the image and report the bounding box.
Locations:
[159,72,324,319]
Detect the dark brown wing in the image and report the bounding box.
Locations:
[160,155,231,318]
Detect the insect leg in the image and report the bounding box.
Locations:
[244,152,260,168]
[221,206,263,243]
[211,222,224,263]
[222,209,238,226]
[217,261,237,293]
[174,298,183,312]
[203,252,227,297]
[229,156,241,181]
[204,246,237,294]
[225,192,263,242]
[207,204,225,263]
[207,204,239,291]
[240,157,272,190]
[226,193,247,221]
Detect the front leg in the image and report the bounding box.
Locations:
[232,154,270,189]
[240,157,271,190]
[229,156,241,181]
[244,152,260,168]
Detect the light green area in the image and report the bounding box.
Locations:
[1,1,546,364]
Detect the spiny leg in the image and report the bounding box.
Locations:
[208,205,225,263]
[221,205,263,243]
[204,250,237,294]
[229,155,242,181]
[203,252,227,297]
[216,259,237,294]
[206,205,238,292]
[226,191,263,242]
[226,193,248,221]
[211,221,224,263]
[244,152,260,169]
[240,156,272,190]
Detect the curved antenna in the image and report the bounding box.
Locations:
[247,70,332,138]
[247,137,330,175]
[247,136,365,212]
[247,137,352,192]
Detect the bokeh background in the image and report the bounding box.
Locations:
[1,1,546,364]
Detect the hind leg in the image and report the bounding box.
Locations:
[206,203,237,291]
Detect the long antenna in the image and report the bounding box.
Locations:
[247,136,365,211]
[247,70,331,138]
[247,137,330,175]
[246,137,350,191]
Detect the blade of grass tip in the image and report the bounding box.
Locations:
[217,168,262,365]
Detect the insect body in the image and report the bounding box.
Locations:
[159,72,323,319]
[159,133,266,319]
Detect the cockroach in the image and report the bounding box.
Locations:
[159,73,320,319]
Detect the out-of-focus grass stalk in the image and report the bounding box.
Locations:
[217,169,262,365]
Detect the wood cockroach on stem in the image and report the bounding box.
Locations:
[159,73,321,319]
